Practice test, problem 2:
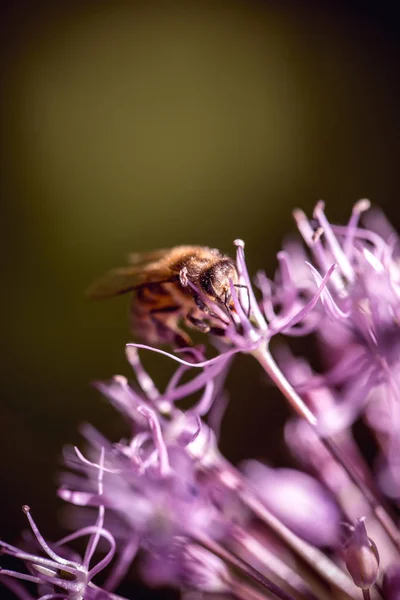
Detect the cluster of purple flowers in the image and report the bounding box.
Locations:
[2,201,400,600]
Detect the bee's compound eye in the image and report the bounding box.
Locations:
[201,260,237,301]
[200,270,215,297]
[213,261,237,287]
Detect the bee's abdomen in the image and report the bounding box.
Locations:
[129,283,190,346]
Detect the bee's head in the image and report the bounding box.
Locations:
[200,259,238,306]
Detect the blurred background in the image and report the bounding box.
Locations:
[1,0,400,597]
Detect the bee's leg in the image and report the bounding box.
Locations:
[150,306,192,347]
[151,315,192,347]
[150,305,181,315]
[193,294,208,312]
[186,313,228,338]
[186,313,210,333]
[193,293,225,322]
[208,326,227,337]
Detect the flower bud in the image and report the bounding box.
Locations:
[343,518,379,589]
[241,461,341,546]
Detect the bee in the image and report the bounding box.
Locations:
[86,246,240,347]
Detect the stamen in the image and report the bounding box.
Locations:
[313,201,355,283]
[125,346,160,401]
[22,506,71,568]
[275,251,298,318]
[0,569,42,585]
[234,239,267,331]
[160,359,228,404]
[306,262,350,320]
[229,279,253,337]
[73,447,120,474]
[271,263,337,335]
[294,208,346,295]
[187,378,215,417]
[255,271,277,322]
[136,405,170,476]
[343,199,371,258]
[57,489,102,506]
[126,343,241,368]
[312,226,324,243]
[83,448,105,569]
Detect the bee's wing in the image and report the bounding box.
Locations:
[86,266,143,299]
[126,249,168,265]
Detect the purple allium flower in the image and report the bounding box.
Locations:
[54,352,240,596]
[5,200,400,600]
[292,201,400,387]
[56,345,359,599]
[0,503,120,600]
[273,202,400,514]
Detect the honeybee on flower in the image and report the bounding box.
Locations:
[87,245,242,347]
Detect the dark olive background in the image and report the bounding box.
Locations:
[1,1,400,598]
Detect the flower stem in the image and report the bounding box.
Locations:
[230,576,274,600]
[195,533,297,600]
[362,589,371,600]
[232,525,321,600]
[253,344,400,553]
[252,345,317,425]
[215,462,356,598]
[321,436,400,552]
